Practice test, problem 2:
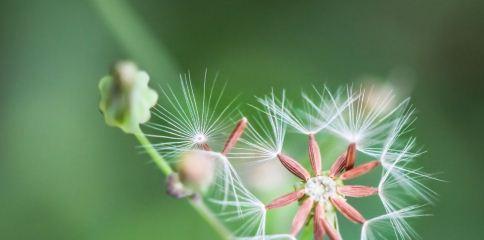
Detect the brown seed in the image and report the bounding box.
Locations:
[313,203,326,240]
[338,185,378,197]
[330,197,366,224]
[345,143,357,170]
[221,117,248,155]
[266,190,305,210]
[277,153,311,181]
[308,134,322,175]
[291,198,314,236]
[340,160,380,180]
[320,212,341,240]
[329,152,347,178]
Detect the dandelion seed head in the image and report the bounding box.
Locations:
[232,84,436,240]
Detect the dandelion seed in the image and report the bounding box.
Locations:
[146,74,257,217]
[147,73,238,158]
[231,93,287,163]
[374,136,437,240]
[169,117,268,238]
[196,118,250,210]
[378,138,437,210]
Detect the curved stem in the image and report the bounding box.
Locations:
[134,131,173,175]
[90,0,178,80]
[134,130,231,240]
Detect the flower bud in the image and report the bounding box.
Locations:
[166,173,193,199]
[98,61,158,134]
[177,151,216,193]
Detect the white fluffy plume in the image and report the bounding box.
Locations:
[361,205,428,240]
[147,73,237,158]
[230,91,287,163]
[328,86,416,158]
[209,154,268,239]
[259,88,355,135]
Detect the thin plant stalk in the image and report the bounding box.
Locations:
[90,0,179,80]
[134,131,173,175]
[134,129,232,240]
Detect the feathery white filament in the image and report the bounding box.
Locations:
[379,137,437,207]
[147,73,236,158]
[328,86,415,158]
[260,88,354,135]
[361,205,427,240]
[377,136,436,240]
[210,154,267,239]
[231,92,286,163]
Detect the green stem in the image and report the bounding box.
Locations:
[90,0,178,80]
[134,129,232,240]
[134,131,173,176]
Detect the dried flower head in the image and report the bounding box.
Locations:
[232,87,435,240]
[265,137,379,240]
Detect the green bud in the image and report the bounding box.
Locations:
[98,61,158,134]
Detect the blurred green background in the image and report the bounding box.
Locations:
[1,0,483,239]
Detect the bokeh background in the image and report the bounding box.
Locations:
[1,0,483,239]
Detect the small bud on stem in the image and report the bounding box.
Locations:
[98,61,158,134]
[177,151,216,193]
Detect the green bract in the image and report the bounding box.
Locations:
[98,61,158,134]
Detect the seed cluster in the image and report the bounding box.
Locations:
[304,176,337,202]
